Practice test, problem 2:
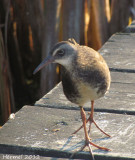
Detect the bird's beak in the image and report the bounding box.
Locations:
[33,55,54,74]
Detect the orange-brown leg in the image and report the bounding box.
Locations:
[88,101,111,137]
[73,101,111,137]
[71,106,110,160]
[79,106,110,152]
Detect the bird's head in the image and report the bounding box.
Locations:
[33,39,78,74]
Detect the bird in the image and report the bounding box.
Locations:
[33,38,111,158]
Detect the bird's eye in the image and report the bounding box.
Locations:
[57,49,65,56]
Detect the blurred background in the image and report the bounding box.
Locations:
[0,0,135,125]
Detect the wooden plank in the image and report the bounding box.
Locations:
[35,71,135,113]
[0,105,135,159]
[99,33,135,70]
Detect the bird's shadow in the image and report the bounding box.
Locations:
[50,135,110,160]
[60,135,84,151]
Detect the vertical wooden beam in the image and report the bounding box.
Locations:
[87,0,109,50]
[105,0,111,22]
[40,0,61,96]
[8,0,45,106]
[62,0,84,44]
[109,0,132,35]
[0,0,15,124]
[25,0,45,67]
[0,29,12,124]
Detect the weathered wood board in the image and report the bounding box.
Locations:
[0,105,135,160]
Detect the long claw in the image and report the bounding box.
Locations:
[92,118,111,137]
[89,140,111,151]
[88,143,95,160]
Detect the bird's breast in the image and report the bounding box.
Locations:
[75,81,102,105]
[62,69,107,106]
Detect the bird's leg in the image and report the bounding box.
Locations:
[70,106,110,160]
[79,106,110,153]
[72,101,111,138]
[88,101,111,137]
[72,113,90,135]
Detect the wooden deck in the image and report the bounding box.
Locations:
[0,21,135,160]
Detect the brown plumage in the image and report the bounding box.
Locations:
[33,38,111,159]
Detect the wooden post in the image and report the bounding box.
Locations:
[40,0,62,96]
[109,0,132,35]
[87,0,109,50]
[62,0,84,44]
[0,29,13,124]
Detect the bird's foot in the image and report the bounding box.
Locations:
[84,139,111,151]
[72,113,111,138]
[70,139,110,160]
[81,139,110,160]
[88,112,111,137]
